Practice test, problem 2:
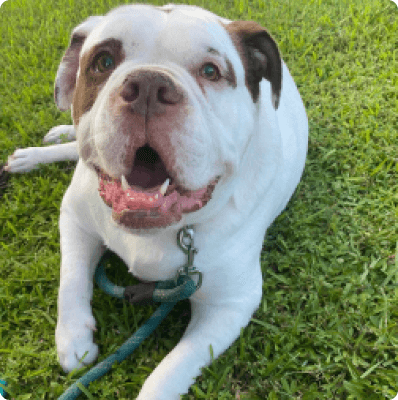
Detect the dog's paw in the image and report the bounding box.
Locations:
[5,148,43,173]
[43,125,75,144]
[55,314,99,373]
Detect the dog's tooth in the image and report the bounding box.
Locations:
[121,175,130,191]
[159,178,170,196]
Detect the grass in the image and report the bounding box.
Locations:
[0,0,397,398]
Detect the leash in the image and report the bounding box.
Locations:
[0,224,202,400]
[57,225,201,399]
[0,380,7,399]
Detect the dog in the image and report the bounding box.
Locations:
[6,4,308,398]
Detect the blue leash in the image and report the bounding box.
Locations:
[0,226,201,400]
[0,380,7,398]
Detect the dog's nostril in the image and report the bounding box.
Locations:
[121,83,139,103]
[157,86,168,103]
[157,85,182,104]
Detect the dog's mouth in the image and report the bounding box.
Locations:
[95,145,220,229]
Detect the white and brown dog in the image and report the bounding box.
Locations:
[6,3,308,398]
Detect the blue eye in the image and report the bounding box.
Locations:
[94,52,115,73]
[201,63,220,81]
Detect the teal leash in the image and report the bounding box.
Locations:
[0,379,7,398]
[57,225,201,400]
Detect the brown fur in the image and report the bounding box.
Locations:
[72,39,125,124]
[223,21,282,107]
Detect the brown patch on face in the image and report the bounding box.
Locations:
[223,21,282,108]
[72,38,125,125]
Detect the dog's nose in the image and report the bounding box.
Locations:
[120,70,184,116]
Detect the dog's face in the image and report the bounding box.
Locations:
[55,4,281,230]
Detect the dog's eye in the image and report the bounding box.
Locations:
[93,52,115,73]
[200,63,221,81]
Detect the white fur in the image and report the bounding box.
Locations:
[7,4,308,399]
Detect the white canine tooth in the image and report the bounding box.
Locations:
[159,178,170,196]
[121,175,130,191]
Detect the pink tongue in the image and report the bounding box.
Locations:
[98,177,207,216]
[99,179,164,213]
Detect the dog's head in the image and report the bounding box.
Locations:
[54,4,281,229]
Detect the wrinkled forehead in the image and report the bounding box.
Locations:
[80,4,238,63]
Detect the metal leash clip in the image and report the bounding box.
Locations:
[175,225,202,290]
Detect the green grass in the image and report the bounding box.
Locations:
[0,0,397,398]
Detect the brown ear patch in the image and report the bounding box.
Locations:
[224,21,282,108]
[54,15,105,112]
[54,33,87,111]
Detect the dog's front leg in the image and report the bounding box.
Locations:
[56,208,104,372]
[6,142,78,173]
[137,296,260,400]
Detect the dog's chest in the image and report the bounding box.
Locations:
[100,220,187,282]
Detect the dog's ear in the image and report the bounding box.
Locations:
[54,16,103,111]
[225,21,282,109]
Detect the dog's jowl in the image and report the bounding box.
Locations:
[7,4,308,399]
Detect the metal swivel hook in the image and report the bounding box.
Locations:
[176,225,202,289]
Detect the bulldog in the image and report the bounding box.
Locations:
[6,3,308,398]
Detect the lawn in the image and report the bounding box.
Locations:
[0,0,397,398]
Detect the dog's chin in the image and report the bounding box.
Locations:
[94,165,220,230]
